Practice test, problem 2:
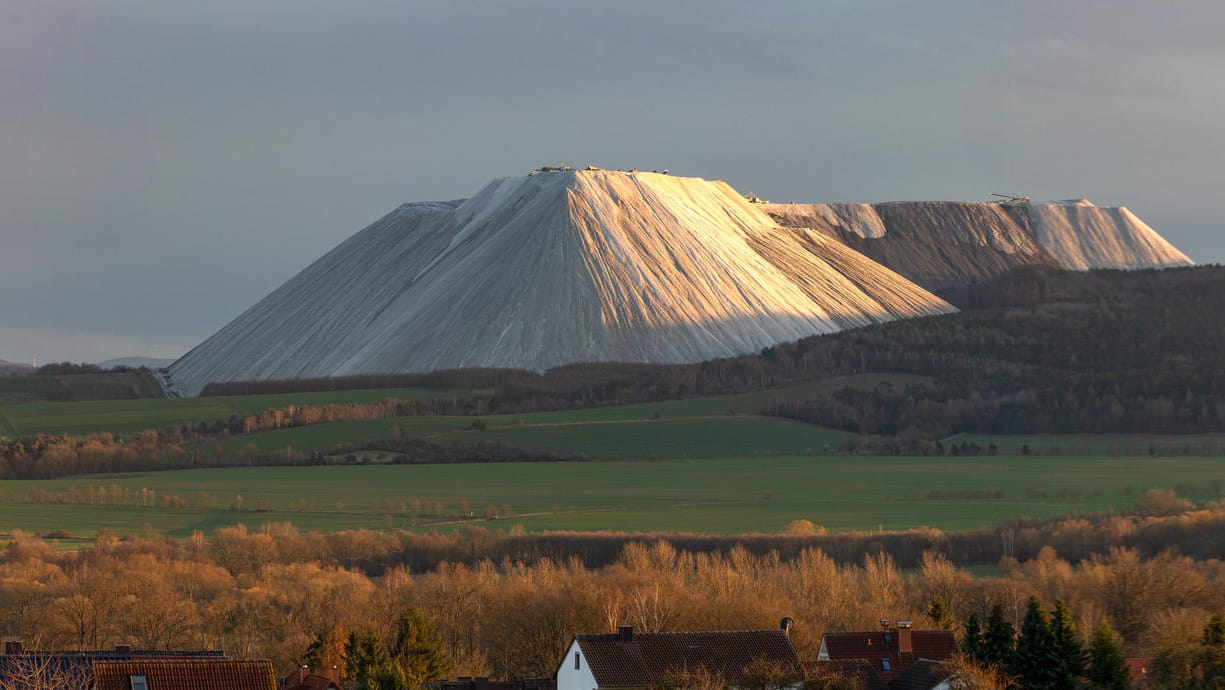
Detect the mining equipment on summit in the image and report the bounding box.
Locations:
[990,193,1031,205]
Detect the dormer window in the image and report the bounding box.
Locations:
[881,658,892,672]
[130,676,149,690]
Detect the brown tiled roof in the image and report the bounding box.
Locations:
[572,630,803,688]
[820,630,956,679]
[803,659,888,690]
[887,659,948,690]
[283,675,339,690]
[281,667,339,690]
[1124,658,1153,686]
[93,659,276,690]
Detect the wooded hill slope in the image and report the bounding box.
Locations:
[207,265,1225,439]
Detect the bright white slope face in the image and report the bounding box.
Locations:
[1025,200,1193,270]
[763,199,1193,293]
[166,171,953,396]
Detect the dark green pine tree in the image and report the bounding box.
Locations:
[929,596,955,630]
[984,605,1017,667]
[392,606,453,686]
[1010,596,1059,690]
[1050,600,1088,688]
[1195,615,1225,690]
[961,613,985,663]
[346,631,397,690]
[1087,619,1128,690]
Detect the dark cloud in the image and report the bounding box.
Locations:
[2,0,1221,362]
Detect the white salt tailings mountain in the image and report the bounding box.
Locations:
[1025,199,1193,270]
[164,170,953,397]
[764,199,1192,292]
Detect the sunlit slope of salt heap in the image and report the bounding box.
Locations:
[764,200,1192,292]
[165,170,953,396]
[1025,199,1193,270]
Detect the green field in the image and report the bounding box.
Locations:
[192,375,926,455]
[202,413,857,458]
[3,374,1224,539]
[1,454,1222,538]
[0,387,469,437]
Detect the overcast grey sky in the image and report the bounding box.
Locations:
[2,1,1222,363]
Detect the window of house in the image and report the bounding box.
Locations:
[575,652,581,670]
[130,676,149,690]
[882,633,893,645]
[881,659,892,672]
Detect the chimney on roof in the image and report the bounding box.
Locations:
[879,619,892,630]
[4,641,22,655]
[288,666,310,686]
[329,666,339,684]
[897,621,913,655]
[618,626,633,642]
[780,617,794,635]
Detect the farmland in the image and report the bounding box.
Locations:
[2,373,1224,540]
[2,452,1222,539]
[0,387,470,437]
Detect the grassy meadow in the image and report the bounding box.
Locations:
[0,387,470,437]
[2,373,1224,540]
[1,454,1222,539]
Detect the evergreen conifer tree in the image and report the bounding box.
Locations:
[1194,615,1225,689]
[392,606,453,686]
[983,605,1016,666]
[961,613,984,663]
[1010,596,1058,690]
[1050,600,1088,688]
[1087,620,1128,690]
[346,631,394,690]
[929,596,955,630]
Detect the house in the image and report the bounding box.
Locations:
[426,678,556,690]
[556,624,804,690]
[93,659,276,690]
[1124,658,1153,687]
[281,665,341,690]
[0,643,273,690]
[886,660,949,690]
[816,621,956,683]
[803,659,889,690]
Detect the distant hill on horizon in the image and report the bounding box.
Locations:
[96,356,177,369]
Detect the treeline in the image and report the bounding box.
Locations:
[1,369,155,403]
[0,398,484,479]
[200,368,534,396]
[35,361,135,375]
[4,516,1225,683]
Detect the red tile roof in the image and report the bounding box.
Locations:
[571,630,803,688]
[1124,658,1153,686]
[887,659,949,690]
[803,660,889,690]
[819,630,956,680]
[281,667,339,690]
[92,659,276,690]
[283,675,339,690]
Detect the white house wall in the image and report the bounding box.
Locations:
[556,639,599,690]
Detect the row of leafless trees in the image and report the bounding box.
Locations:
[4,513,1225,681]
